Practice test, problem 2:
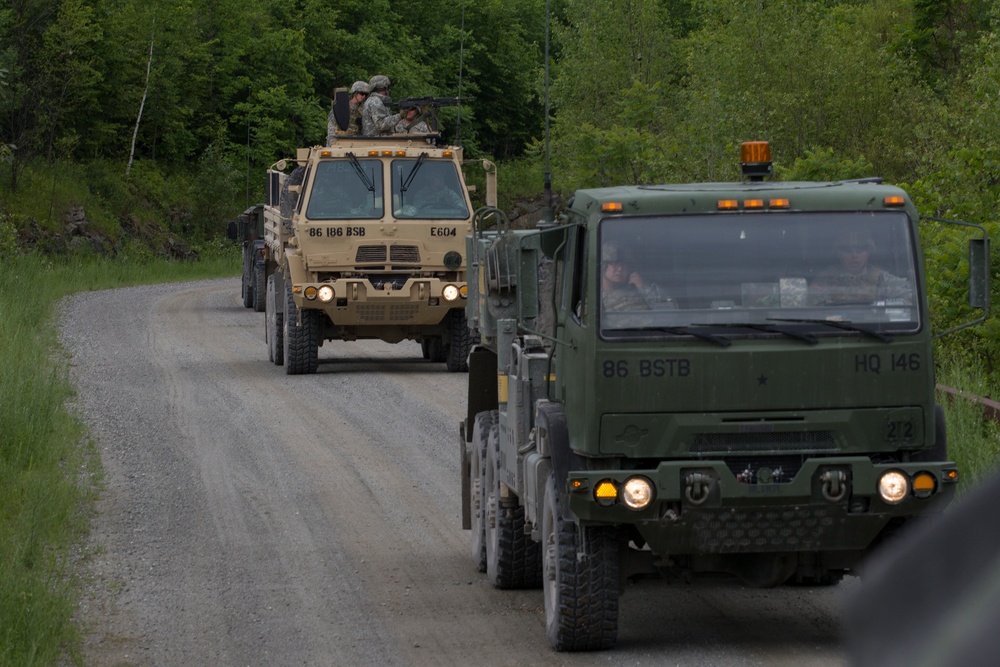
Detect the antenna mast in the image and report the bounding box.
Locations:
[542,0,553,221]
[455,0,466,147]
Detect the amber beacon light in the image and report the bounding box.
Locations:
[740,141,773,181]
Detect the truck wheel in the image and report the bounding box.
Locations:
[446,309,470,373]
[265,274,284,366]
[427,337,446,363]
[485,424,542,589]
[283,284,320,375]
[469,410,498,573]
[542,472,619,651]
[241,262,253,308]
[420,339,431,360]
[252,264,266,312]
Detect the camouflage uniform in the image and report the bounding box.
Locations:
[395,104,431,134]
[809,266,912,305]
[327,81,368,144]
[602,283,676,312]
[362,75,401,137]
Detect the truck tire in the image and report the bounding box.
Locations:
[427,337,446,363]
[542,472,619,651]
[446,309,470,373]
[252,264,266,312]
[283,284,320,375]
[265,274,284,366]
[469,410,498,573]
[241,260,254,308]
[485,424,542,589]
[421,339,431,360]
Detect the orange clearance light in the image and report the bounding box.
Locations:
[884,195,906,207]
[769,198,790,208]
[718,199,739,210]
[912,472,936,498]
[395,151,406,156]
[741,141,771,164]
[601,202,624,213]
[594,480,618,506]
[381,150,393,156]
[744,199,764,209]
[945,469,959,482]
[368,150,379,156]
[570,479,584,490]
[443,151,454,157]
[320,150,332,157]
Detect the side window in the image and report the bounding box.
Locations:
[567,227,588,324]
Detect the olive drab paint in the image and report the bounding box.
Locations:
[460,145,989,651]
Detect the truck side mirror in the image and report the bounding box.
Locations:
[968,237,990,310]
[226,220,238,241]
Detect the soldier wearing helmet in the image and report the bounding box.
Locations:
[394,99,431,134]
[809,229,912,305]
[362,75,401,136]
[326,80,370,144]
[601,242,676,312]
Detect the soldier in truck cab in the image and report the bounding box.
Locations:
[601,242,676,312]
[809,230,913,306]
[327,80,369,144]
[362,75,402,136]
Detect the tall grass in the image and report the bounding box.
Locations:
[935,350,1000,492]
[0,249,238,666]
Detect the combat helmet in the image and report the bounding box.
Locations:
[368,75,391,93]
[350,80,369,95]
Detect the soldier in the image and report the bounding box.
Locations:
[362,75,401,136]
[394,100,431,134]
[326,80,369,144]
[809,230,912,305]
[601,242,676,312]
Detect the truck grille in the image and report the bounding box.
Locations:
[356,246,387,262]
[355,304,421,322]
[691,431,837,454]
[390,246,420,263]
[691,506,838,552]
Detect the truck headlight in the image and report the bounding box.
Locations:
[878,471,909,504]
[318,285,334,302]
[622,477,654,510]
[443,284,460,301]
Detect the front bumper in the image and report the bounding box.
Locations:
[567,457,957,556]
[292,278,466,326]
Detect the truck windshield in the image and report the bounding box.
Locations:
[391,160,470,220]
[305,159,384,220]
[599,212,920,338]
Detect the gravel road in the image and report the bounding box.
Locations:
[61,278,849,666]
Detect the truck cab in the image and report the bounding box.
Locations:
[461,142,989,650]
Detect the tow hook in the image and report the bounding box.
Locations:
[684,472,712,505]
[820,469,848,503]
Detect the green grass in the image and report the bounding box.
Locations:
[0,248,238,666]
[935,351,1000,492]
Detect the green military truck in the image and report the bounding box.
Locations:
[459,142,990,650]
[262,122,496,374]
[226,204,266,311]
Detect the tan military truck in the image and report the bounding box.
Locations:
[261,127,495,374]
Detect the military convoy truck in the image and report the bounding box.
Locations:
[226,204,266,311]
[261,103,495,374]
[459,141,990,650]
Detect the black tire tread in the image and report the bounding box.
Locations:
[446,309,470,373]
[284,285,320,375]
[544,473,618,651]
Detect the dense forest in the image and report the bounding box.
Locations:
[3,0,1000,374]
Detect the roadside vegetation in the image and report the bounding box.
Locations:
[0,249,237,666]
[4,0,1000,662]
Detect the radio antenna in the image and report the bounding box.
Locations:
[542,0,553,221]
[455,0,466,147]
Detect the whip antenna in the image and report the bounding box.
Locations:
[542,0,553,221]
[455,0,466,146]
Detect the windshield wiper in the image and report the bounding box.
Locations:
[692,322,818,345]
[400,152,428,194]
[345,152,376,192]
[767,317,893,343]
[626,326,731,347]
